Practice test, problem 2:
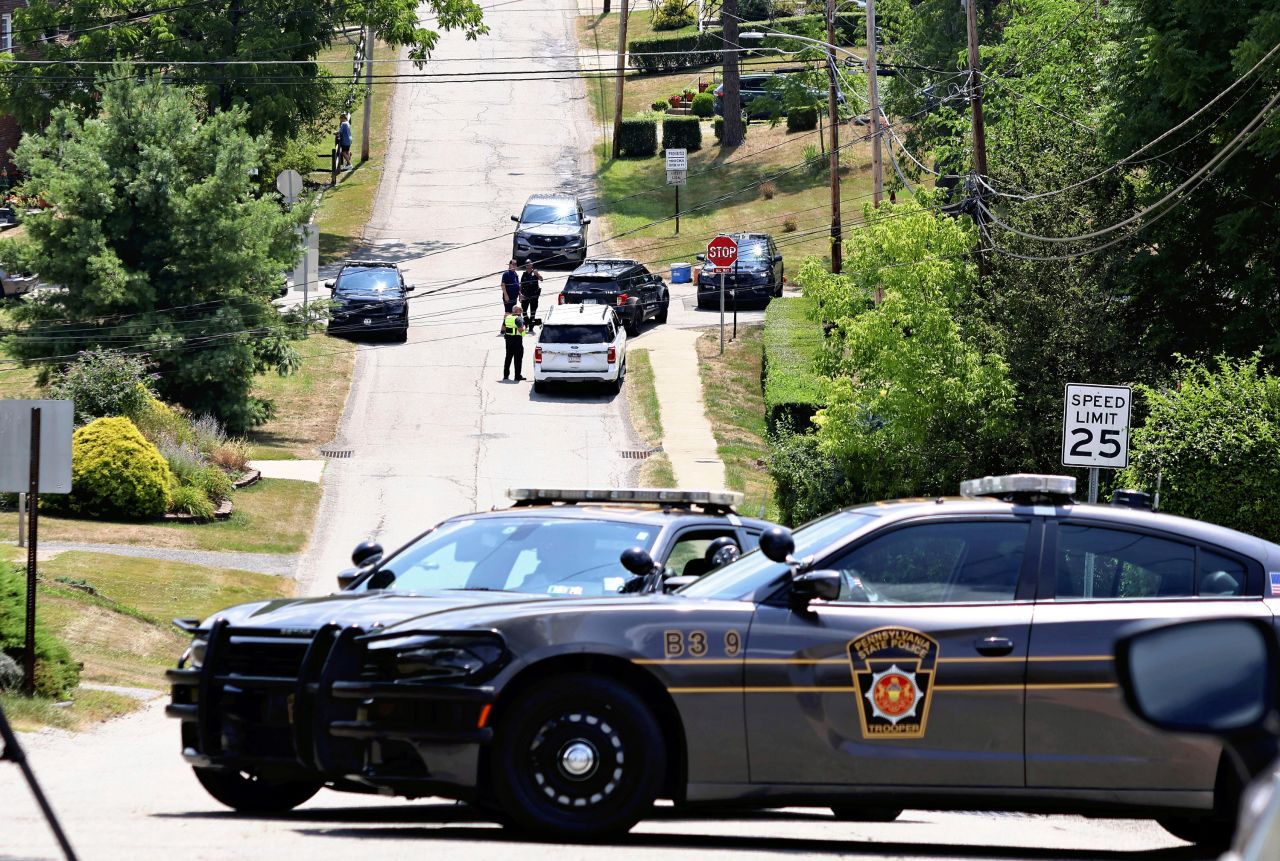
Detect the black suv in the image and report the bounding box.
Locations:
[511,193,590,266]
[715,72,845,120]
[559,258,669,335]
[166,488,775,815]
[696,233,784,309]
[325,262,414,342]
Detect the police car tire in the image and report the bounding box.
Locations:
[829,803,902,822]
[192,766,322,813]
[490,673,665,839]
[1157,816,1234,848]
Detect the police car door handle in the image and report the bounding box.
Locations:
[974,636,1015,657]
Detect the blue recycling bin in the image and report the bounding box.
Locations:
[670,262,692,284]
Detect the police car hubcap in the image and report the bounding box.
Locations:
[528,711,624,807]
[558,741,597,778]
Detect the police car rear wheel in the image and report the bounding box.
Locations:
[491,673,665,839]
[829,803,902,822]
[193,766,322,813]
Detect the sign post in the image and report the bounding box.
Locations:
[0,400,72,696]
[1061,383,1132,503]
[665,148,687,234]
[706,236,739,355]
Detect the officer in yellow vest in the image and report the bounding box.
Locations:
[500,311,527,381]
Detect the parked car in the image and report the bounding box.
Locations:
[1117,617,1280,855]
[166,488,774,815]
[511,193,590,266]
[714,72,845,120]
[0,270,40,299]
[325,261,413,342]
[558,258,669,335]
[695,232,784,309]
[533,304,627,393]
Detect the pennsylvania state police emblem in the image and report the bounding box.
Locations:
[848,627,940,739]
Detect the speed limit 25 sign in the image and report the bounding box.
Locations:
[1062,383,1132,469]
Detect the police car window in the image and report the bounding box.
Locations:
[665,529,737,579]
[1198,548,1246,597]
[1054,525,1194,600]
[377,517,654,597]
[826,521,1028,604]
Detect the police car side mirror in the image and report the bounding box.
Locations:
[582,218,591,225]
[336,567,360,590]
[695,253,706,262]
[325,281,334,290]
[1116,618,1278,736]
[759,526,794,563]
[620,546,657,576]
[790,570,841,608]
[404,285,415,292]
[511,215,519,222]
[351,540,384,569]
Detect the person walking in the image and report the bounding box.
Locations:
[500,310,527,381]
[500,259,521,313]
[519,261,543,329]
[338,113,353,169]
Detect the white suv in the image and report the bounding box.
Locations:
[533,304,627,393]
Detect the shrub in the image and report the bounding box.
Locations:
[782,217,798,232]
[68,417,173,519]
[650,100,669,113]
[769,428,853,526]
[194,464,233,505]
[803,143,823,176]
[158,439,205,487]
[761,181,777,200]
[0,650,22,692]
[190,414,226,456]
[617,118,658,157]
[47,351,156,426]
[787,105,818,132]
[691,92,715,118]
[652,0,695,30]
[1117,355,1280,543]
[170,484,215,520]
[713,117,747,141]
[0,562,80,698]
[210,438,251,472]
[662,116,702,152]
[133,397,193,448]
[629,15,861,74]
[738,0,774,20]
[763,296,826,435]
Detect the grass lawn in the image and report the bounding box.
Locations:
[0,478,320,554]
[624,349,676,486]
[697,325,777,520]
[313,41,400,265]
[0,550,292,730]
[249,335,355,458]
[577,10,699,54]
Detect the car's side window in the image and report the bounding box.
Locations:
[824,521,1029,604]
[1054,524,1194,600]
[665,529,738,579]
[1198,548,1247,597]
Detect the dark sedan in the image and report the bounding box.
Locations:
[326,262,413,342]
[696,233,784,309]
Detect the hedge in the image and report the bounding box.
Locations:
[787,106,818,132]
[713,117,748,141]
[691,91,715,118]
[628,13,863,74]
[67,416,173,519]
[763,296,826,435]
[618,118,658,157]
[662,116,702,152]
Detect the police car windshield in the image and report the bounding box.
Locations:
[522,204,579,225]
[371,517,656,597]
[677,510,879,599]
[336,268,400,298]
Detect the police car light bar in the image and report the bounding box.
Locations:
[508,487,744,507]
[960,474,1077,499]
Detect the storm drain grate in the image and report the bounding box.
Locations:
[320,446,354,459]
[619,448,660,460]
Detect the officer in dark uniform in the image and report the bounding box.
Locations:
[500,310,526,381]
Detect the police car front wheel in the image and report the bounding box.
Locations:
[489,673,666,839]
[193,766,322,813]
[829,803,902,822]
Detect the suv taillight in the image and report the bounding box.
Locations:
[607,346,616,364]
[534,345,542,363]
[616,293,628,306]
[557,293,565,304]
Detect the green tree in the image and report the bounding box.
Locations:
[1117,354,1280,543]
[2,71,308,431]
[801,199,1016,501]
[0,0,488,144]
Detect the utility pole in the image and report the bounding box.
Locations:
[611,0,629,158]
[865,0,882,206]
[719,0,744,147]
[361,22,374,163]
[964,0,987,179]
[825,0,843,272]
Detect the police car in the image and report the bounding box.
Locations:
[169,475,1280,843]
[166,488,772,813]
[533,304,627,393]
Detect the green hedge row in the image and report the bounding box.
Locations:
[787,106,818,132]
[713,117,748,141]
[628,13,864,74]
[662,116,702,151]
[763,295,826,435]
[618,118,658,157]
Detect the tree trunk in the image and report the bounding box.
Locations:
[602,0,610,13]
[719,0,743,147]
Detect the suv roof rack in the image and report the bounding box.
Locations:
[342,260,398,268]
[959,474,1076,505]
[507,487,743,513]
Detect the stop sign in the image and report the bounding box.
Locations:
[706,235,738,270]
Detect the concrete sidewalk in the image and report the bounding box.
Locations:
[637,327,726,490]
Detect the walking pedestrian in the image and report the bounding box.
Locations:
[338,113,353,169]
[499,310,527,381]
[500,259,521,313]
[519,261,543,329]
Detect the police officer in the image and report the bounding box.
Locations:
[500,310,527,381]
